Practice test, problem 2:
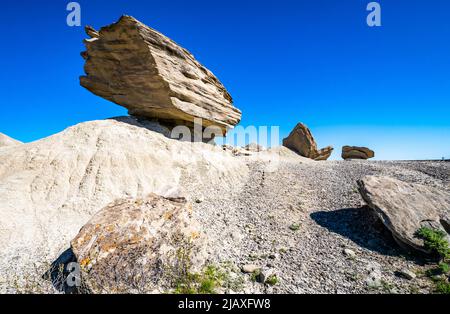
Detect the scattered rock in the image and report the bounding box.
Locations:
[365,262,383,289]
[342,146,375,160]
[80,16,241,135]
[282,123,333,160]
[397,268,416,280]
[71,193,206,293]
[358,176,450,255]
[289,223,301,231]
[343,249,356,258]
[242,264,261,274]
[0,133,22,148]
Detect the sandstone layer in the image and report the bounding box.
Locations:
[71,194,206,293]
[80,15,241,134]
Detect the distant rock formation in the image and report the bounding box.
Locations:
[342,146,374,160]
[0,133,21,147]
[71,194,206,293]
[358,176,450,255]
[282,123,333,161]
[80,15,241,135]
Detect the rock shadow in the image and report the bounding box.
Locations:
[42,248,86,294]
[310,206,407,257]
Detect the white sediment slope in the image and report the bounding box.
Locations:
[0,117,250,283]
[0,133,22,148]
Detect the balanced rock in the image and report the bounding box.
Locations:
[71,193,206,293]
[282,123,333,160]
[80,15,242,135]
[0,133,21,148]
[342,146,374,160]
[358,176,450,255]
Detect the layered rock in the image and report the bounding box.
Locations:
[0,133,21,148]
[282,123,333,160]
[80,15,241,135]
[342,146,374,160]
[70,194,206,293]
[358,176,450,255]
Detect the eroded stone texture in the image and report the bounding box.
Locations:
[71,193,207,293]
[358,176,450,255]
[282,123,333,161]
[342,146,375,160]
[80,15,241,134]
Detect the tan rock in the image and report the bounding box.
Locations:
[71,193,206,293]
[342,146,374,160]
[80,15,241,134]
[282,123,333,160]
[358,176,450,255]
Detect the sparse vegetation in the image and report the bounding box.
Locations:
[415,227,450,261]
[415,227,450,294]
[265,274,278,286]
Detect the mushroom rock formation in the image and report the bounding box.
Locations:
[80,15,242,135]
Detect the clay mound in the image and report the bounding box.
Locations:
[0,117,248,273]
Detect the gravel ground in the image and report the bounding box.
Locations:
[185,158,450,294]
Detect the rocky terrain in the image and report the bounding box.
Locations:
[0,16,449,294]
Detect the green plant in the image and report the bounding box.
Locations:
[415,227,450,261]
[289,223,300,231]
[435,280,450,294]
[438,262,449,274]
[415,227,450,294]
[265,274,278,286]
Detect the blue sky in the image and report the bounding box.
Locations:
[1,0,449,160]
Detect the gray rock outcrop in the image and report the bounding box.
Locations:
[358,176,450,255]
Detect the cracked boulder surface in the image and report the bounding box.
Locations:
[358,175,450,255]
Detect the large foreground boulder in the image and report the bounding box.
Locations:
[282,123,333,161]
[80,15,241,134]
[0,133,21,148]
[71,194,206,293]
[358,176,450,255]
[342,146,374,160]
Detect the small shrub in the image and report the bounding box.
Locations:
[415,227,450,261]
[265,274,278,286]
[435,280,450,294]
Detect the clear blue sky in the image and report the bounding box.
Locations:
[1,0,449,160]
